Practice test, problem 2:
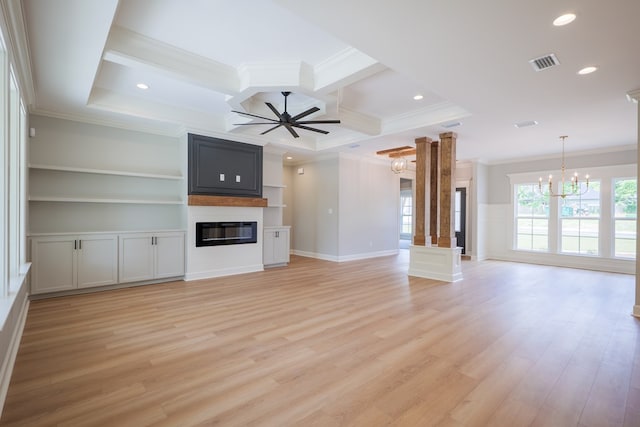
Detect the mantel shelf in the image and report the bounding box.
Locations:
[188,195,268,207]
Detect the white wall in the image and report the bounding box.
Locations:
[289,155,339,259]
[337,154,399,260]
[288,153,399,261]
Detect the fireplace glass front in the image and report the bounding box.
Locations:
[196,221,258,247]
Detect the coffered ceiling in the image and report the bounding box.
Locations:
[18,0,640,163]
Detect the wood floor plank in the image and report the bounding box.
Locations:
[1,253,638,426]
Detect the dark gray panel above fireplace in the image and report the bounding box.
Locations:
[188,133,262,197]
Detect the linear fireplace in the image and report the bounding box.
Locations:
[196,221,258,247]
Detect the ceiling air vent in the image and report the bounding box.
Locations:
[529,53,560,71]
[442,121,461,129]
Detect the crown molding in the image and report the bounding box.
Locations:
[626,88,640,103]
[338,106,381,135]
[314,47,386,93]
[382,101,471,135]
[104,26,240,95]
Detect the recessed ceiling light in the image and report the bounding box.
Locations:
[514,120,539,128]
[285,156,293,160]
[578,66,597,75]
[413,94,423,101]
[553,13,576,26]
[136,83,149,90]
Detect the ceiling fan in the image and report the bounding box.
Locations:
[232,91,340,138]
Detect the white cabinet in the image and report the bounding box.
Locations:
[31,234,118,294]
[264,226,290,267]
[119,232,185,283]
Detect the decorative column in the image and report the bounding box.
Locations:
[430,141,439,245]
[438,132,457,248]
[408,133,462,282]
[413,137,431,246]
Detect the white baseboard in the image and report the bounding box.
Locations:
[292,249,399,263]
[184,264,263,281]
[337,249,398,262]
[291,250,338,262]
[0,294,29,417]
[488,251,635,275]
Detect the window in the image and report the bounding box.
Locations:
[400,191,412,235]
[511,166,635,263]
[613,178,637,258]
[515,183,549,251]
[560,181,600,255]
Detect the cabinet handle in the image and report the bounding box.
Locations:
[79,240,82,250]
[74,240,77,250]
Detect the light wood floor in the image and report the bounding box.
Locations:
[2,252,639,426]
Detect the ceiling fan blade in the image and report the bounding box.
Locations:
[265,102,284,120]
[296,119,341,124]
[292,124,329,135]
[234,122,281,125]
[232,110,279,122]
[261,124,283,135]
[283,123,299,138]
[291,106,320,121]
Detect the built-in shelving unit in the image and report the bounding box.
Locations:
[28,115,187,234]
[263,183,286,226]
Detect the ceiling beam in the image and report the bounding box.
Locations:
[388,149,416,158]
[376,146,413,155]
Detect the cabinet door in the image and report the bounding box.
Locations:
[119,234,154,283]
[154,232,185,279]
[273,229,290,264]
[31,236,76,294]
[263,230,276,265]
[77,235,118,288]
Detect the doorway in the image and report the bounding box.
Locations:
[455,187,466,254]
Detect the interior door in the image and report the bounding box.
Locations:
[455,187,466,254]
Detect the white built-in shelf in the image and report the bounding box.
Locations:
[29,196,184,205]
[263,183,286,188]
[29,164,183,180]
[267,204,287,208]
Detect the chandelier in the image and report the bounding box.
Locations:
[391,157,408,174]
[539,135,589,198]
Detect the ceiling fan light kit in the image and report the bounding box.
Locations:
[232,91,341,138]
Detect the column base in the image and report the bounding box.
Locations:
[633,305,640,318]
[408,245,463,282]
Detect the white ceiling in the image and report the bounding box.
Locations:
[20,0,640,164]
